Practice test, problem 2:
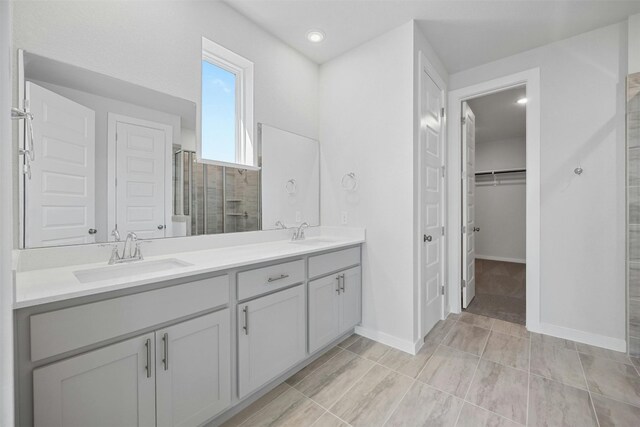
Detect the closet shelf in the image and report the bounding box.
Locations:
[475,168,526,176]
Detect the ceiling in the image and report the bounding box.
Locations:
[466,86,526,144]
[225,0,640,72]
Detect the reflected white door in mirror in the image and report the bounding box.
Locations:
[108,114,172,241]
[24,82,96,247]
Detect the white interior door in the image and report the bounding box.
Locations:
[462,102,476,308]
[421,70,445,337]
[25,82,96,247]
[114,117,170,239]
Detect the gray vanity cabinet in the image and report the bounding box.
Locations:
[308,274,341,353]
[22,245,362,427]
[155,310,231,427]
[309,266,362,353]
[32,311,231,427]
[237,284,306,398]
[339,266,362,333]
[33,333,157,427]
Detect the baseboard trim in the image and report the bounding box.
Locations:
[354,325,416,355]
[476,254,526,264]
[537,322,626,352]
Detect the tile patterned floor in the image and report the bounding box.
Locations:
[223,313,640,426]
[465,260,526,325]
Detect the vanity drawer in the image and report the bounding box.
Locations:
[308,247,361,279]
[30,275,229,362]
[238,260,305,300]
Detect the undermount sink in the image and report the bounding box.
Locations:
[73,258,193,284]
[290,238,340,245]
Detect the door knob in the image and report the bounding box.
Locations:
[88,228,97,235]
[473,227,480,232]
[157,225,165,230]
[424,235,432,242]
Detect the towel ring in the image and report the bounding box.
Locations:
[341,172,358,191]
[285,179,297,194]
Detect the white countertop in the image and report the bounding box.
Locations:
[14,231,365,309]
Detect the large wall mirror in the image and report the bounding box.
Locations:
[12,2,320,249]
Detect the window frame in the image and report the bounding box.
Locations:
[200,37,257,170]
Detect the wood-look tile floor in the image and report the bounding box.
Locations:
[465,259,526,325]
[222,313,640,426]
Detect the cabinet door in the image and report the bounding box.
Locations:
[308,274,341,353]
[156,310,231,427]
[339,266,362,333]
[238,285,306,398]
[33,334,155,427]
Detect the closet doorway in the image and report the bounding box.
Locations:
[461,86,527,324]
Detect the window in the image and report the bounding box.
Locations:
[200,37,255,168]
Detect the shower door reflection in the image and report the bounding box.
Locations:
[174,150,260,235]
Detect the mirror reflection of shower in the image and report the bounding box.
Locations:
[174,149,260,235]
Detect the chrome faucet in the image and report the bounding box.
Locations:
[107,231,144,264]
[292,222,309,241]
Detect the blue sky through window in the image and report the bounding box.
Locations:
[201,60,237,163]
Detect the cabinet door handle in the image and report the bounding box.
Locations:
[267,274,289,283]
[340,274,346,292]
[243,306,249,335]
[336,276,341,295]
[145,338,152,378]
[162,333,169,371]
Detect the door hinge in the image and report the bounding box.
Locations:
[462,280,467,289]
[441,284,445,295]
[462,225,466,234]
[440,107,445,118]
[441,226,445,236]
[441,165,446,177]
[461,116,466,125]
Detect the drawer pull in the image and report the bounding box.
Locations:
[267,274,290,283]
[340,274,346,292]
[145,338,152,378]
[336,276,341,295]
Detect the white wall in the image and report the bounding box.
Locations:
[629,14,640,74]
[319,22,416,348]
[450,22,627,344]
[0,1,13,424]
[475,137,526,262]
[11,0,319,244]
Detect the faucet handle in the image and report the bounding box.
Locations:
[133,241,144,260]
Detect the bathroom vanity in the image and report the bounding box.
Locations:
[13,230,364,427]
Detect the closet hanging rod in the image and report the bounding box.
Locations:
[475,168,526,177]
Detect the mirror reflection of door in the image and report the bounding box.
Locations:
[109,114,172,240]
[25,82,97,247]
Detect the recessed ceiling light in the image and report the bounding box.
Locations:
[306,30,325,43]
[516,97,528,105]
